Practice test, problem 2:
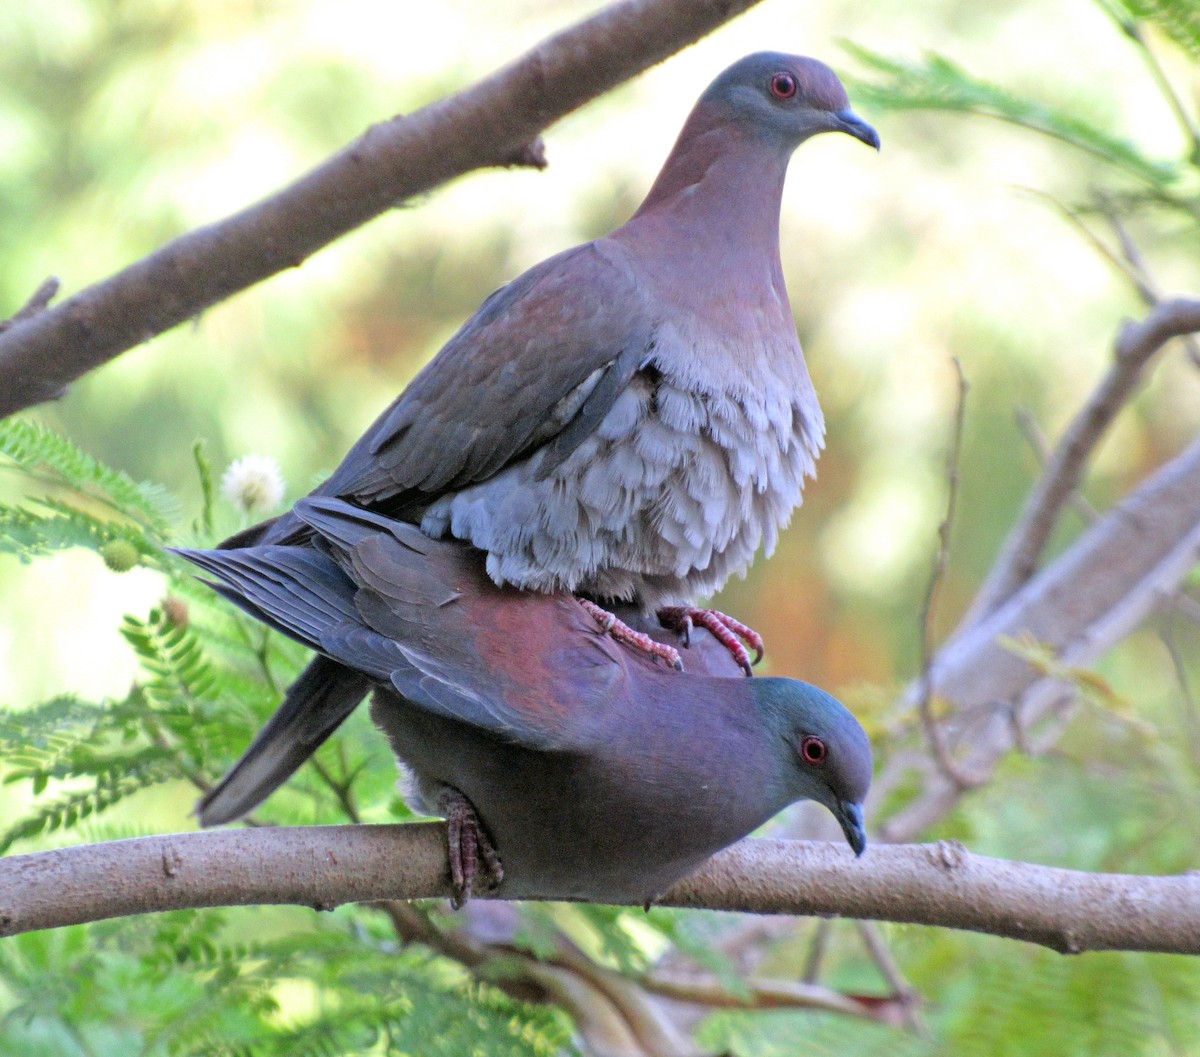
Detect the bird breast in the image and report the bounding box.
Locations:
[420,336,824,608]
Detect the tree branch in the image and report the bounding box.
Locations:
[966,298,1200,622]
[0,277,60,335]
[878,429,1200,842]
[0,0,763,418]
[1,827,1198,955]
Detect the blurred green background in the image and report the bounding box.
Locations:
[1,0,1199,1054]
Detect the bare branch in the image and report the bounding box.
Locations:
[917,357,982,789]
[2,828,1198,954]
[967,298,1200,621]
[642,970,904,1023]
[0,277,60,335]
[0,0,763,418]
[1014,406,1099,524]
[880,431,1200,841]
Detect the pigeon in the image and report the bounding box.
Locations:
[222,52,876,680]
[177,498,872,906]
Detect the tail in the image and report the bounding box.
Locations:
[175,501,445,824]
[216,508,314,550]
[173,543,359,648]
[197,656,372,825]
[173,541,373,825]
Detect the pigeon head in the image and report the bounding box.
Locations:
[750,676,873,856]
[700,52,880,151]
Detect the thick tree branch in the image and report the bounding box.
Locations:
[0,0,762,417]
[1,828,1198,955]
[966,297,1200,621]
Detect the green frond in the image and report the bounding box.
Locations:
[842,44,1179,187]
[0,696,104,744]
[121,607,219,708]
[0,416,178,535]
[1115,0,1200,59]
[0,752,177,853]
[0,497,162,564]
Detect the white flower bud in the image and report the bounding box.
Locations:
[221,454,285,515]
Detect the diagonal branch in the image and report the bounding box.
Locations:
[0,0,763,418]
[2,827,1198,955]
[965,298,1200,623]
[879,430,1200,842]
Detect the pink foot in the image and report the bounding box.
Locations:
[579,598,684,671]
[656,606,764,677]
[439,787,504,909]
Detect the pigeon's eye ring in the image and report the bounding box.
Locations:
[770,73,798,100]
[800,736,826,765]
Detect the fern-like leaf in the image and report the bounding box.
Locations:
[0,752,177,852]
[1116,0,1200,59]
[0,417,178,535]
[844,44,1179,187]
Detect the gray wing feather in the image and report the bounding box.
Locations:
[316,241,654,509]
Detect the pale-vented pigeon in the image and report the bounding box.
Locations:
[177,499,872,906]
[216,52,878,799]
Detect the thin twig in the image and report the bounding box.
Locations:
[801,918,833,983]
[309,756,362,824]
[1127,18,1200,163]
[1027,192,1200,365]
[855,921,927,1035]
[1014,406,1099,524]
[966,298,1200,622]
[641,969,904,1023]
[0,277,60,335]
[1031,190,1157,302]
[1106,209,1200,365]
[1159,605,1200,766]
[917,357,982,790]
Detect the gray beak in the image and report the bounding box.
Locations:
[834,109,881,151]
[837,800,868,857]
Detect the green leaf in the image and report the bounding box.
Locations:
[843,43,1179,187]
[1114,0,1200,59]
[0,417,178,536]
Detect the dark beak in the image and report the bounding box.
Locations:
[834,109,881,151]
[836,800,868,857]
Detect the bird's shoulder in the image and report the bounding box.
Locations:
[319,239,657,505]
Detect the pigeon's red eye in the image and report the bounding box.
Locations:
[770,73,798,100]
[800,736,826,765]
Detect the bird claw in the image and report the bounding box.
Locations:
[579,599,684,671]
[440,788,504,909]
[656,607,764,677]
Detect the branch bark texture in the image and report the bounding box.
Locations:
[0,0,762,417]
[877,429,1200,842]
[2,827,1198,955]
[967,297,1200,620]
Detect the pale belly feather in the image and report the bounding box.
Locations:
[421,357,823,608]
